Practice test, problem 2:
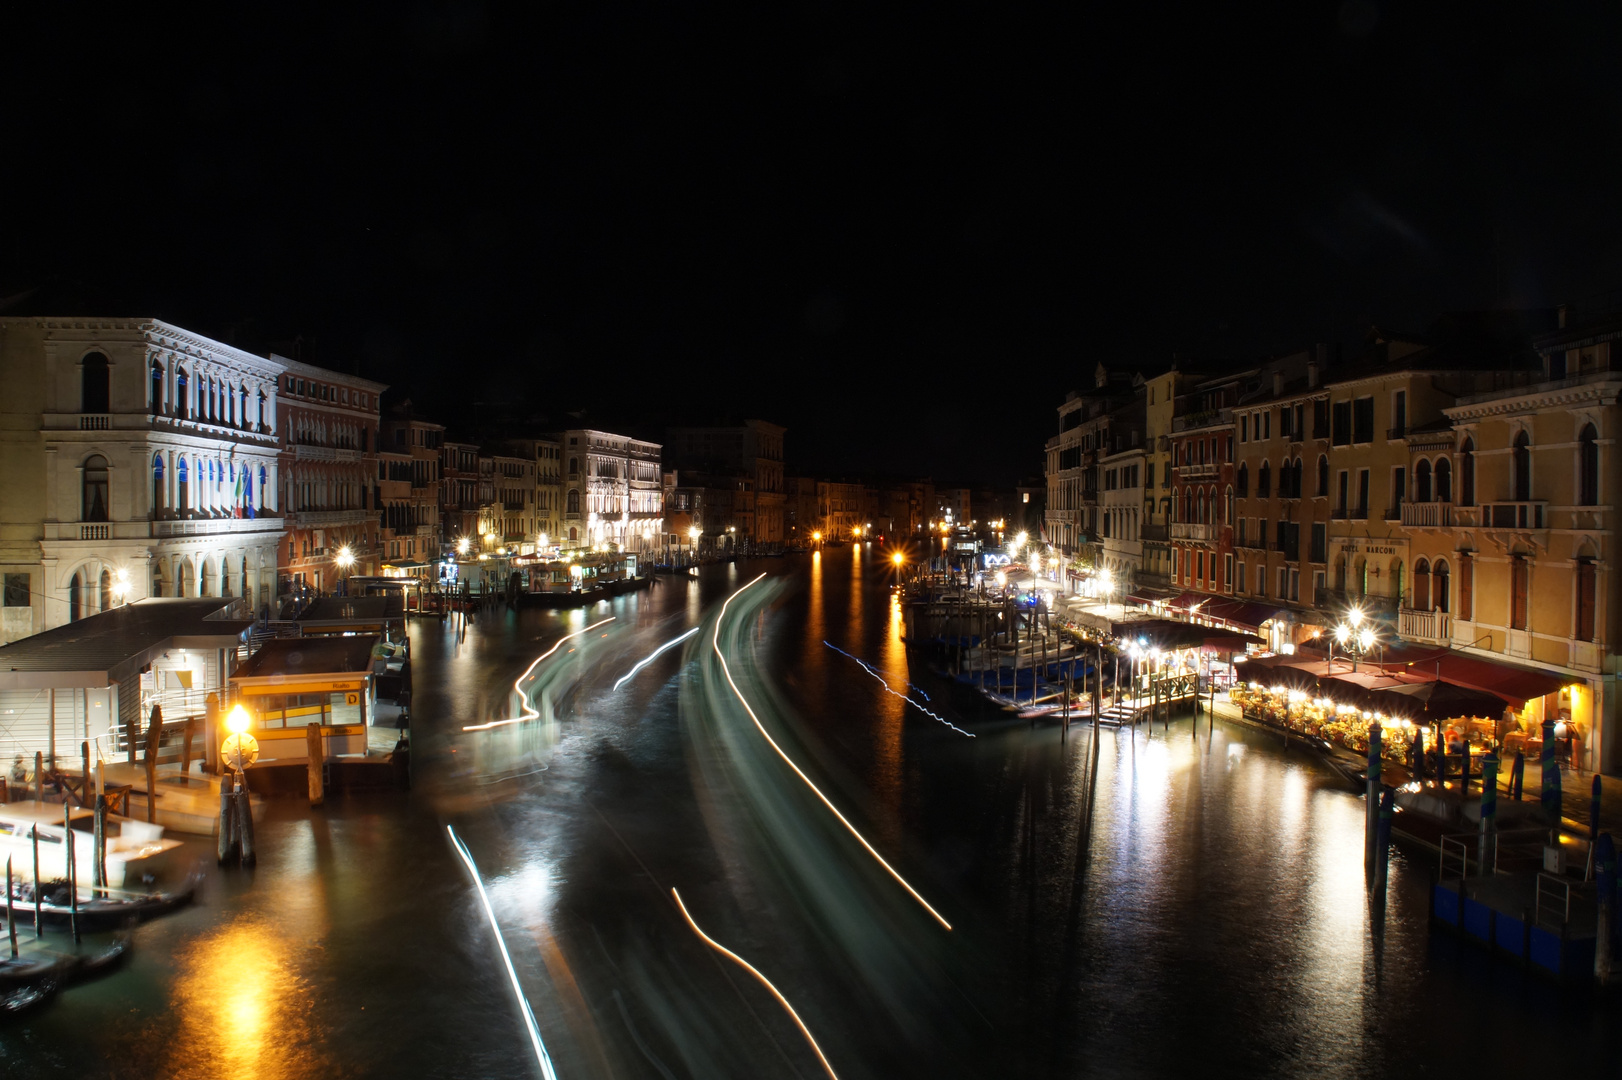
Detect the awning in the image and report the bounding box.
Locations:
[1274,643,1573,711]
[1169,593,1284,631]
[1126,585,1181,605]
[1113,617,1263,650]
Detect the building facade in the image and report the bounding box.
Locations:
[276,359,386,597]
[380,401,444,570]
[665,420,786,547]
[0,318,287,642]
[561,429,663,553]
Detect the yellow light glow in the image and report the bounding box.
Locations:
[812,531,822,542]
[689,526,701,540]
[335,545,355,569]
[891,552,904,566]
[226,703,251,734]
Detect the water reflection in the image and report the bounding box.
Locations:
[165,916,325,1080]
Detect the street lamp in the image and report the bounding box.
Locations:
[1330,606,1379,672]
[111,568,130,606]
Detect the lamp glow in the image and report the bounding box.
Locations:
[226,704,251,734]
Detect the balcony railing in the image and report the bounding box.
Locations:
[149,516,285,538]
[294,509,372,528]
[1401,501,1452,528]
[1398,607,1452,643]
[79,414,111,430]
[1176,462,1220,480]
[1170,522,1216,542]
[1172,407,1234,433]
[1483,501,1547,530]
[80,524,109,540]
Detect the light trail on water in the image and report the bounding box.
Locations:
[463,617,617,731]
[671,887,840,1080]
[713,574,953,930]
[446,825,561,1080]
[822,640,974,737]
[613,626,701,690]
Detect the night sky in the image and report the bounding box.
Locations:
[6,4,1622,486]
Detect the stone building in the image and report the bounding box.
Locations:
[560,429,663,553]
[380,400,444,571]
[0,318,286,642]
[276,358,386,597]
[665,420,786,547]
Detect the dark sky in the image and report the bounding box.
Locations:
[6,3,1622,486]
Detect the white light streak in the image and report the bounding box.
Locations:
[822,641,973,737]
[447,826,560,1080]
[613,627,701,690]
[464,617,617,731]
[713,575,952,930]
[671,887,840,1080]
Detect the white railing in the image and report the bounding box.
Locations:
[1176,462,1220,480]
[151,515,285,537]
[1398,607,1451,643]
[1400,502,1452,527]
[79,414,111,430]
[1170,522,1216,541]
[294,508,372,528]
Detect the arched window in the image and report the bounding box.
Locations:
[1317,454,1329,497]
[152,562,165,599]
[175,368,190,419]
[1415,459,1432,502]
[1457,554,1472,620]
[1258,461,1271,498]
[1237,462,1249,497]
[1413,558,1431,611]
[99,568,111,613]
[1512,431,1531,502]
[1434,559,1450,614]
[221,557,232,598]
[69,573,82,622]
[178,558,193,598]
[1435,457,1452,502]
[1459,437,1475,506]
[81,352,110,413]
[1509,556,1529,629]
[1579,423,1599,506]
[1225,485,1234,525]
[177,457,189,514]
[1354,556,1367,597]
[82,455,109,522]
[1291,457,1304,498]
[150,362,164,413]
[152,454,165,514]
[1576,554,1597,641]
[258,466,267,513]
[201,558,214,597]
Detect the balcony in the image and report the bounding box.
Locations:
[1177,461,1220,480]
[1401,501,1452,528]
[148,515,286,539]
[79,414,111,431]
[79,524,109,540]
[293,443,363,463]
[293,508,372,529]
[1170,522,1216,542]
[1141,524,1169,542]
[1398,607,1452,644]
[1172,407,1234,433]
[1483,501,1547,530]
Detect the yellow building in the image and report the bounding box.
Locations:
[1436,326,1618,773]
[1142,368,1198,586]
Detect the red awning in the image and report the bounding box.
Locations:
[1423,652,1569,710]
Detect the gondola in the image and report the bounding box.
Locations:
[6,875,198,932]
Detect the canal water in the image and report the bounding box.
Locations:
[2,548,1612,1078]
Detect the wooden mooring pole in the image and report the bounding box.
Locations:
[307,722,325,807]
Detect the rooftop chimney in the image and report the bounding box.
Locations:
[1273,371,1283,397]
[1307,361,1319,388]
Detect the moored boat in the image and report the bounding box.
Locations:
[0,804,184,889]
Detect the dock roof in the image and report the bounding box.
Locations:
[231,637,379,680]
[0,599,249,689]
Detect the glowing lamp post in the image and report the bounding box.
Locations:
[1330,607,1378,672]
